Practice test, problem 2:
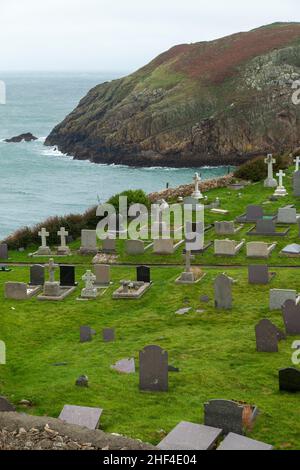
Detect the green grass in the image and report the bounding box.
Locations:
[0,264,300,449]
[1,167,300,449]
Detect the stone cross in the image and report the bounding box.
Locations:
[57,227,68,248]
[265,154,276,179]
[45,258,58,282]
[38,228,49,247]
[192,172,203,199]
[276,170,285,188]
[294,156,300,172]
[82,270,96,290]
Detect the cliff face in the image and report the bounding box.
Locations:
[45,23,300,167]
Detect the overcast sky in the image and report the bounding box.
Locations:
[0,0,297,72]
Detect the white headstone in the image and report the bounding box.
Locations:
[264,154,277,188]
[192,173,203,199]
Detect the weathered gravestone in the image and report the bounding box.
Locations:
[236,205,264,223]
[214,274,233,310]
[137,265,151,283]
[293,170,300,197]
[80,326,93,343]
[214,221,242,235]
[60,265,76,286]
[217,433,273,451]
[282,300,300,335]
[279,368,300,392]
[0,397,15,412]
[5,282,39,300]
[248,219,289,237]
[30,264,45,286]
[139,345,168,392]
[94,264,110,287]
[204,399,256,435]
[103,328,115,342]
[281,243,300,256]
[277,207,299,224]
[157,421,222,450]
[255,319,279,352]
[269,289,298,311]
[79,230,98,255]
[102,238,116,253]
[248,265,274,285]
[59,405,103,430]
[125,240,145,255]
[0,243,8,260]
[111,358,135,374]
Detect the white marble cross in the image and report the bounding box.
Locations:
[192,172,203,199]
[294,156,300,172]
[82,270,96,290]
[45,258,58,283]
[264,154,276,179]
[57,227,68,247]
[38,228,49,247]
[276,170,286,188]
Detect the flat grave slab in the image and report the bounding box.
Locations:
[247,219,290,237]
[281,244,300,257]
[217,433,273,450]
[5,282,42,300]
[59,405,103,430]
[157,421,222,450]
[112,281,151,299]
[37,285,76,301]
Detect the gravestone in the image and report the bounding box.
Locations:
[264,154,277,188]
[5,282,28,300]
[293,170,300,197]
[192,172,203,199]
[248,265,270,285]
[36,228,51,256]
[282,300,300,335]
[125,240,145,255]
[137,265,151,283]
[94,264,110,286]
[204,399,246,435]
[59,405,102,430]
[57,227,71,255]
[214,274,233,310]
[277,207,298,224]
[279,368,300,392]
[281,243,300,256]
[60,265,76,286]
[111,358,135,374]
[0,397,15,412]
[103,328,115,342]
[274,170,288,197]
[270,289,298,310]
[139,345,168,392]
[79,230,98,255]
[255,219,277,234]
[80,326,93,343]
[218,433,273,451]
[245,205,263,221]
[30,264,45,286]
[255,319,279,352]
[214,221,241,235]
[102,238,116,253]
[0,243,8,259]
[81,270,97,299]
[157,421,222,450]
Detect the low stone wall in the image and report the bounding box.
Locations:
[148,174,234,202]
[0,412,154,450]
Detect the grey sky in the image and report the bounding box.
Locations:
[0,0,297,72]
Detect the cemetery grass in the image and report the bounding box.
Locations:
[1,265,300,449]
[4,165,300,267]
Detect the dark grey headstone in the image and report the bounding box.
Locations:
[214,274,232,310]
[103,328,115,342]
[255,219,276,234]
[139,345,168,392]
[0,244,8,260]
[255,319,279,352]
[293,170,300,197]
[59,405,103,430]
[246,205,264,221]
[218,433,273,450]
[204,399,245,435]
[75,375,89,387]
[30,264,45,286]
[136,265,151,283]
[248,265,269,285]
[80,326,92,343]
[0,397,15,412]
[282,300,300,335]
[60,265,76,286]
[279,368,300,392]
[157,421,222,450]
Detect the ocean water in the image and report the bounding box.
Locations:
[0,72,233,239]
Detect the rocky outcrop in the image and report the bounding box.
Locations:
[5,133,38,143]
[45,23,300,167]
[0,412,154,450]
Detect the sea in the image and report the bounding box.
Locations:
[0,72,233,239]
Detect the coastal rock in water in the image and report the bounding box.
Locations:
[5,133,38,143]
[45,23,300,167]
